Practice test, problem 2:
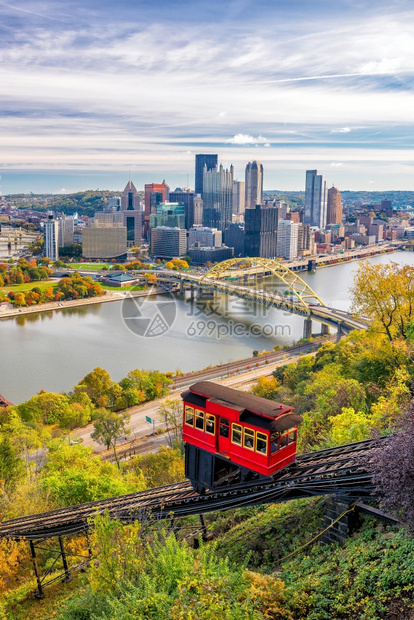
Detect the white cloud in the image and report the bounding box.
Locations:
[331,128,351,134]
[330,162,343,167]
[227,134,269,145]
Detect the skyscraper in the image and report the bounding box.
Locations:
[245,161,263,210]
[232,180,245,216]
[120,180,142,246]
[202,163,234,232]
[169,188,195,230]
[244,205,278,258]
[304,170,327,229]
[276,220,299,260]
[44,213,59,261]
[195,154,218,196]
[326,186,343,225]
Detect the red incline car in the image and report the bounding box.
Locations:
[182,381,302,492]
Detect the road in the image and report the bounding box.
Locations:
[72,346,320,456]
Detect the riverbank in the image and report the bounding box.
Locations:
[0,286,166,320]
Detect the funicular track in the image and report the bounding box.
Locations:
[0,438,383,541]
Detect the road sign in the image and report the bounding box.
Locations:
[145,416,152,424]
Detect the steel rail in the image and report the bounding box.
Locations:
[0,439,381,541]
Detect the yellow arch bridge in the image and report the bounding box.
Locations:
[158,257,369,338]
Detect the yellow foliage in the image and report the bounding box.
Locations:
[328,408,372,445]
[0,539,30,593]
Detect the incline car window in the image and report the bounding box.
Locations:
[205,414,215,434]
[231,423,242,445]
[256,432,268,454]
[185,406,194,426]
[195,409,204,430]
[243,427,255,450]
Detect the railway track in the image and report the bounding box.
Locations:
[171,336,334,388]
[0,438,382,541]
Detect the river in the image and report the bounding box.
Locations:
[1,251,413,403]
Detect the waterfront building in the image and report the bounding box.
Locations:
[150,226,187,259]
[202,163,234,232]
[94,211,125,226]
[277,220,299,260]
[58,214,75,248]
[244,204,278,258]
[327,186,343,225]
[44,213,59,260]
[82,224,127,259]
[195,154,218,195]
[144,182,167,238]
[232,180,245,216]
[245,161,263,210]
[304,170,327,229]
[188,226,222,249]
[188,246,234,265]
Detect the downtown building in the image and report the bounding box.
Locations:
[326,186,343,225]
[202,163,234,232]
[44,213,59,261]
[150,227,187,259]
[244,204,278,258]
[304,170,327,229]
[276,220,299,260]
[245,161,263,210]
[195,154,218,195]
[121,180,142,247]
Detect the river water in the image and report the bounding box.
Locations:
[1,251,413,403]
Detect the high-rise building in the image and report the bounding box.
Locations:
[150,227,187,259]
[225,223,245,258]
[188,227,222,249]
[58,214,75,248]
[202,163,234,232]
[232,180,245,216]
[82,224,127,259]
[169,189,195,229]
[304,170,327,229]
[193,194,203,226]
[244,205,278,258]
[120,180,142,247]
[144,182,167,238]
[245,161,263,210]
[195,154,218,195]
[44,213,59,261]
[326,186,343,225]
[277,220,299,260]
[149,202,186,230]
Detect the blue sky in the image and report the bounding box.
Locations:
[1,0,414,193]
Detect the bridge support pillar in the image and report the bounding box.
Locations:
[303,318,312,339]
[321,324,329,335]
[321,499,356,545]
[180,281,184,296]
[336,325,344,342]
[190,285,194,300]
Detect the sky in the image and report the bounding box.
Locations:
[1,0,414,194]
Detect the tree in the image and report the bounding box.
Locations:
[0,435,24,489]
[368,402,414,531]
[158,399,182,447]
[77,367,113,407]
[91,409,131,467]
[251,376,281,400]
[350,261,414,340]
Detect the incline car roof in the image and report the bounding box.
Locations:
[185,381,294,419]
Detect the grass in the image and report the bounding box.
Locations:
[70,263,111,270]
[2,281,56,293]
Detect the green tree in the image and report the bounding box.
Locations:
[0,435,24,489]
[91,409,131,467]
[77,367,114,407]
[158,399,182,447]
[350,261,414,340]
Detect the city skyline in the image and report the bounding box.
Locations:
[1,0,414,194]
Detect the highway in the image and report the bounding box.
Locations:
[73,338,330,456]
